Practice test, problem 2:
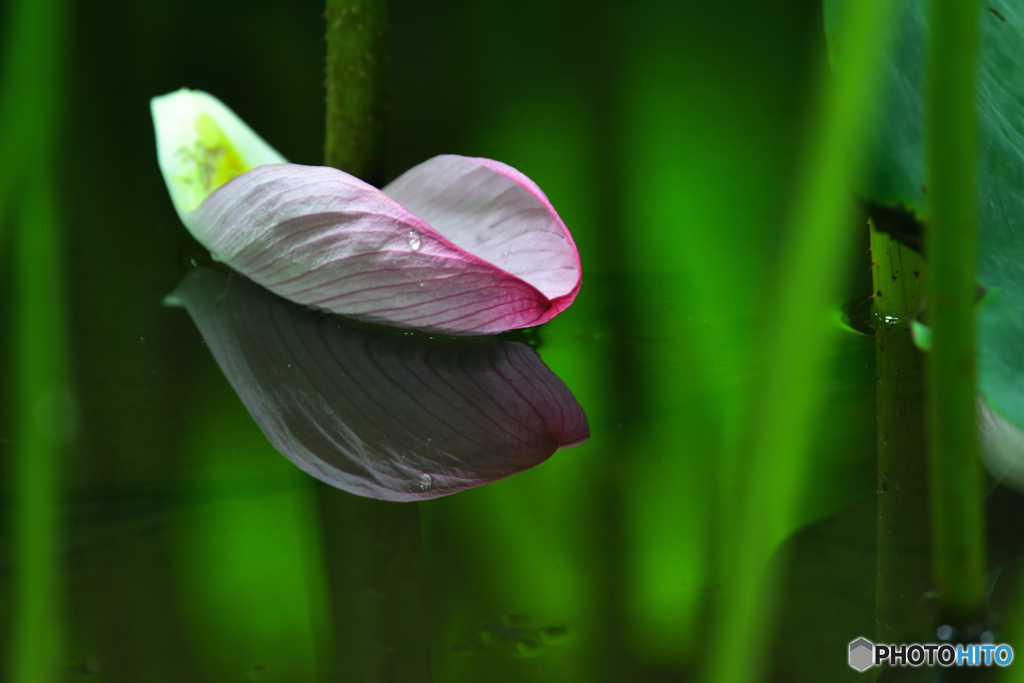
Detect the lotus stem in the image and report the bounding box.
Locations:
[317,493,432,682]
[9,169,68,683]
[870,221,933,644]
[324,0,388,186]
[704,2,892,681]
[2,0,68,678]
[321,2,431,681]
[925,0,986,626]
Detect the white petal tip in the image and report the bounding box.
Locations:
[151,88,287,221]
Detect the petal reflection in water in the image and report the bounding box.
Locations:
[168,268,589,501]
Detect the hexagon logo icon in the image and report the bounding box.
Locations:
[849,637,874,672]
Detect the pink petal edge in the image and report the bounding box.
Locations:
[184,157,582,335]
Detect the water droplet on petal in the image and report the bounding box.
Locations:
[407,230,422,251]
[418,473,433,491]
[502,250,511,262]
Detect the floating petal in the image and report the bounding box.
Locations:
[383,155,581,307]
[168,268,589,501]
[184,161,580,334]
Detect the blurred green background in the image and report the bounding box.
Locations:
[5,0,1012,681]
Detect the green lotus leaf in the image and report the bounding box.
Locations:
[825,0,1024,430]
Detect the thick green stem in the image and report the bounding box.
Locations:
[325,0,388,186]
[9,167,68,683]
[871,224,933,647]
[0,0,62,255]
[2,0,68,678]
[317,492,432,683]
[705,2,892,681]
[925,0,986,626]
[321,2,430,681]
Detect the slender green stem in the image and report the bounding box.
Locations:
[1001,574,1024,683]
[321,3,430,681]
[316,492,432,683]
[705,2,892,681]
[324,0,388,186]
[870,224,933,646]
[2,0,67,678]
[0,0,63,254]
[9,167,68,683]
[925,0,986,626]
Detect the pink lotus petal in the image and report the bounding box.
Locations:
[168,268,589,501]
[184,158,581,335]
[383,155,581,304]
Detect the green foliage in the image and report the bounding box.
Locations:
[826,0,1024,433]
[10,0,1024,681]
